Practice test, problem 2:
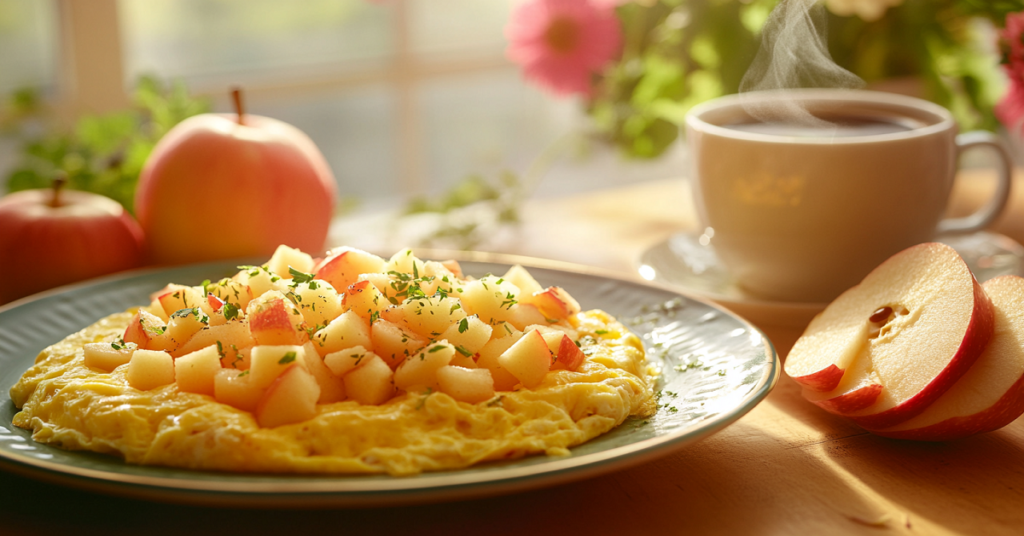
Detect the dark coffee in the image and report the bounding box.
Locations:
[724,115,922,138]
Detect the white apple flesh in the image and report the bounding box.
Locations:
[869,275,1024,440]
[788,243,994,430]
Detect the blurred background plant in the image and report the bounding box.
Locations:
[1,75,208,214]
[512,0,1022,159]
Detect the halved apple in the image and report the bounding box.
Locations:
[869,275,1024,440]
[788,243,994,430]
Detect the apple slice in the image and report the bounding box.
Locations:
[301,341,346,404]
[436,366,495,404]
[370,318,428,369]
[266,244,315,279]
[314,247,386,292]
[154,284,205,317]
[869,275,1024,440]
[393,340,456,392]
[174,345,222,396]
[789,243,994,430]
[254,364,320,428]
[342,279,389,322]
[311,309,371,357]
[438,315,492,356]
[214,368,265,412]
[249,345,307,390]
[343,354,395,405]
[520,286,580,322]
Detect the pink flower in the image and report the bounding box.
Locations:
[997,12,1024,132]
[506,0,623,97]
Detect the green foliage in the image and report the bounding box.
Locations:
[2,76,209,213]
[590,0,1020,159]
[404,172,522,250]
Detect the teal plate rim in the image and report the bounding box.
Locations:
[0,251,780,507]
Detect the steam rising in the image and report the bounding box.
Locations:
[739,0,864,126]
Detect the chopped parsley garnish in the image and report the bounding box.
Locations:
[458,318,469,334]
[455,345,473,357]
[415,388,433,410]
[200,279,211,296]
[595,330,608,335]
[237,370,249,377]
[288,267,316,285]
[278,351,297,365]
[427,345,447,353]
[222,302,240,321]
[486,396,504,407]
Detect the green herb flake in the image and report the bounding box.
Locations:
[278,351,297,365]
[458,318,470,334]
[222,302,240,321]
[455,345,473,357]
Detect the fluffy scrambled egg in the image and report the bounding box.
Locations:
[11,310,653,476]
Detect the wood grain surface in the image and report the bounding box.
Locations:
[2,171,1022,535]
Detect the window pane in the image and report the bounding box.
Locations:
[0,0,57,93]
[249,86,400,201]
[119,0,394,89]
[408,0,513,62]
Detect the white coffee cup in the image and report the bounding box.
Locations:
[686,89,1012,303]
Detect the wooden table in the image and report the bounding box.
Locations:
[2,172,1022,535]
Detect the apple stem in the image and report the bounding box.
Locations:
[51,173,67,208]
[231,87,245,125]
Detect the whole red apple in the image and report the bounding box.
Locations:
[135,89,336,265]
[0,182,145,304]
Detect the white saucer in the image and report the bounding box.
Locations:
[637,230,1024,330]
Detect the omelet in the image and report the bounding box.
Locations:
[10,247,655,476]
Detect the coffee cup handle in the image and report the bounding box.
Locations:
[937,131,1013,235]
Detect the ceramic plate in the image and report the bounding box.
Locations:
[0,253,778,507]
[638,230,1024,329]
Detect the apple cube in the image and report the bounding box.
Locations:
[172,321,254,361]
[311,309,372,357]
[255,365,320,428]
[291,280,342,328]
[174,345,222,396]
[123,310,168,349]
[544,333,586,371]
[249,345,308,390]
[497,329,551,389]
[787,242,995,430]
[343,354,396,405]
[315,247,387,293]
[234,265,288,299]
[459,275,521,324]
[126,349,174,391]
[165,307,210,348]
[449,351,478,369]
[477,328,523,391]
[323,345,375,377]
[214,368,266,412]
[206,277,253,310]
[394,341,456,392]
[155,284,205,318]
[440,259,463,278]
[502,264,542,296]
[267,244,315,279]
[141,299,170,322]
[384,248,425,276]
[390,295,466,340]
[301,342,346,404]
[246,291,306,346]
[342,279,390,322]
[357,272,393,296]
[371,318,429,369]
[506,303,549,331]
[83,340,137,372]
[439,315,492,355]
[520,286,580,323]
[436,366,495,404]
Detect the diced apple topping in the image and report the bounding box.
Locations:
[266,244,315,279]
[394,341,456,392]
[312,310,371,357]
[247,291,306,346]
[436,366,495,404]
[255,365,320,428]
[127,349,175,391]
[174,345,222,396]
[118,247,596,427]
[343,354,395,405]
[84,339,137,372]
[497,329,551,389]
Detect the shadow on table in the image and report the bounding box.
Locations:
[765,373,1024,536]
